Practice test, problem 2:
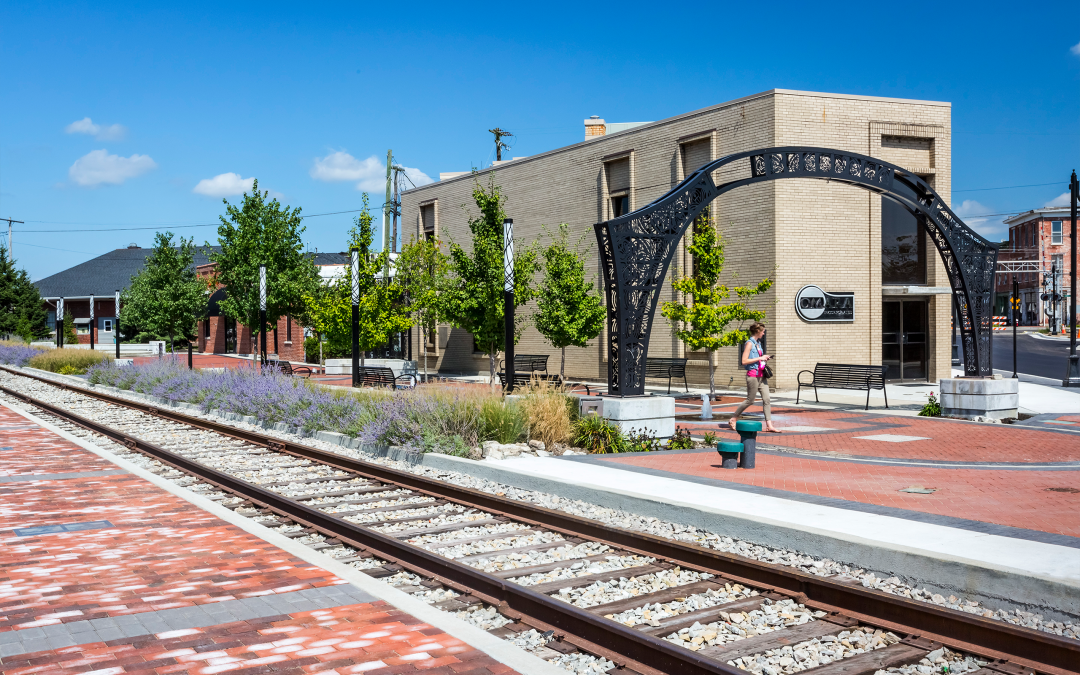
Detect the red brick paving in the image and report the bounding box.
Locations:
[0,404,521,674]
[602,449,1080,536]
[671,408,1080,463]
[0,601,518,675]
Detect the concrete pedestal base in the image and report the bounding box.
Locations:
[939,377,1019,420]
[601,396,675,438]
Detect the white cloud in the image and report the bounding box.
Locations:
[310,151,433,192]
[193,172,256,197]
[955,200,1008,241]
[1045,191,1071,208]
[1071,41,1080,56]
[68,149,156,186]
[65,117,127,141]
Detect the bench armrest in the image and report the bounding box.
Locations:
[395,374,417,388]
[797,369,815,385]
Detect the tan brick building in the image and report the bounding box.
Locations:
[402,89,955,390]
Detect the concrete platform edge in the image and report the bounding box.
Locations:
[0,400,565,675]
[421,454,1080,621]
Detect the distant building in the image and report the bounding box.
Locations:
[33,244,348,361]
[998,207,1075,327]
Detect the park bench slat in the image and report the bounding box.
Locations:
[644,357,688,394]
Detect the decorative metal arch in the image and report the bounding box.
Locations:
[594,147,998,396]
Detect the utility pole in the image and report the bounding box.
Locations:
[489,128,513,162]
[1065,170,1080,386]
[383,150,393,255]
[389,164,415,255]
[1012,275,1018,379]
[0,218,22,259]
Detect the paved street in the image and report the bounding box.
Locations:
[991,331,1077,380]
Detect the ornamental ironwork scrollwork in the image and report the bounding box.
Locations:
[594,146,997,395]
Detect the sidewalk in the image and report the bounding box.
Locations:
[0,403,551,674]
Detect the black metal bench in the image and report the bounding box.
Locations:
[645,357,688,394]
[499,354,550,375]
[274,361,313,378]
[796,363,888,410]
[358,365,416,389]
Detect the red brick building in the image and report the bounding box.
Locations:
[998,206,1075,327]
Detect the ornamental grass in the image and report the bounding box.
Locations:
[27,347,111,374]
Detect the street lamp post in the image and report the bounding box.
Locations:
[1012,275,1018,379]
[1065,170,1080,386]
[350,247,360,387]
[259,265,267,365]
[89,294,95,352]
[114,291,121,360]
[56,297,64,348]
[503,218,515,394]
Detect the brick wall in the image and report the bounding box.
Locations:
[402,89,954,388]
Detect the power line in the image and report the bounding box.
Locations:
[13,207,373,233]
[955,182,1064,193]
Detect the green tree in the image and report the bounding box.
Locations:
[208,180,320,358]
[0,246,49,342]
[535,224,605,379]
[397,234,449,383]
[441,176,539,386]
[660,209,773,397]
[120,232,208,354]
[63,309,78,346]
[302,194,411,370]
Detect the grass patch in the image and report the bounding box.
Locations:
[29,348,112,374]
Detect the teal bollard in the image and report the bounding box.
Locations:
[717,441,743,469]
[735,420,761,469]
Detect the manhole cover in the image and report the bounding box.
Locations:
[898,486,936,494]
[1045,487,1080,494]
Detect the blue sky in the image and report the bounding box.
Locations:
[1,1,1078,282]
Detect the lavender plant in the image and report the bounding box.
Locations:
[0,342,47,367]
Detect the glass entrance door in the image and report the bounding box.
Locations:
[883,300,928,381]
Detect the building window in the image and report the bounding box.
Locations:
[103,319,113,333]
[611,194,629,217]
[882,198,926,285]
[204,320,211,339]
[1052,221,1063,245]
[286,315,292,341]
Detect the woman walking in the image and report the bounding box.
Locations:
[728,322,780,433]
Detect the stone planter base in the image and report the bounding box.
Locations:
[601,396,675,438]
[939,377,1019,420]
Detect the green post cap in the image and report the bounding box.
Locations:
[717,441,744,453]
[735,420,762,432]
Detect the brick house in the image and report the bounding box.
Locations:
[34,244,348,359]
[403,89,957,387]
[998,207,1076,327]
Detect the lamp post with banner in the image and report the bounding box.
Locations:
[56,297,64,348]
[350,246,360,387]
[503,218,515,394]
[1012,276,1019,379]
[89,294,95,351]
[114,290,121,359]
[259,265,267,365]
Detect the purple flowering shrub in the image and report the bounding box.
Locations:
[0,342,48,367]
[84,360,497,454]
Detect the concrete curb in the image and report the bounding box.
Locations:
[418,454,1080,622]
[0,400,565,675]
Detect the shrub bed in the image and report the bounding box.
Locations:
[85,360,581,456]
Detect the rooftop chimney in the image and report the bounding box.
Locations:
[584,115,606,141]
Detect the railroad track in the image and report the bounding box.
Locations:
[0,365,1076,675]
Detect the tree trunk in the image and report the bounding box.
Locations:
[489,351,497,391]
[421,312,429,384]
[319,333,323,369]
[709,355,716,399]
[170,333,175,359]
[560,346,566,380]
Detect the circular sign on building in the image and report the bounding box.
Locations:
[795,285,854,323]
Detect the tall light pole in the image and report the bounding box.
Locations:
[1065,170,1080,386]
[56,297,64,348]
[503,218,515,393]
[259,265,267,365]
[89,294,95,352]
[351,246,360,387]
[114,290,121,359]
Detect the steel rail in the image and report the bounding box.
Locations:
[1,366,1077,675]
